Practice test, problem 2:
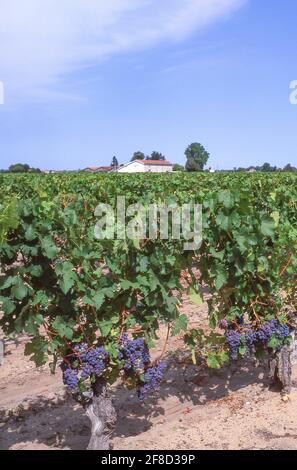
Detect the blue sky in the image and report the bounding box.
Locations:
[0,0,296,170]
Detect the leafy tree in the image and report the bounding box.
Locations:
[111,156,119,169]
[173,163,185,172]
[148,151,165,161]
[9,163,30,173]
[131,151,146,162]
[185,143,209,172]
[283,163,297,172]
[185,157,200,172]
[8,163,41,173]
[261,162,277,172]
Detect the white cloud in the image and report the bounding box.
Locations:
[0,0,245,103]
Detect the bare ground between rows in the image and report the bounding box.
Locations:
[1,298,297,450]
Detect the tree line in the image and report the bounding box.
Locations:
[2,145,296,173]
[127,144,297,172]
[0,163,41,173]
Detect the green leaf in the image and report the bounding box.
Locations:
[172,314,188,336]
[93,291,105,309]
[41,236,58,259]
[215,271,227,290]
[271,210,280,227]
[31,291,50,307]
[12,282,28,300]
[30,265,43,278]
[24,337,48,367]
[120,280,137,290]
[188,287,203,305]
[209,248,224,260]
[25,225,37,241]
[207,354,221,369]
[0,297,16,314]
[99,320,114,337]
[52,316,74,340]
[268,336,281,349]
[218,190,234,209]
[0,276,18,290]
[260,215,275,237]
[0,197,19,243]
[216,212,231,231]
[60,273,75,294]
[137,256,149,273]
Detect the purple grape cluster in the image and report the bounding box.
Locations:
[61,343,109,392]
[119,334,167,400]
[248,320,290,345]
[80,346,109,379]
[225,331,242,359]
[138,362,167,401]
[63,368,79,390]
[61,336,168,401]
[119,333,150,372]
[225,319,291,360]
[219,319,229,330]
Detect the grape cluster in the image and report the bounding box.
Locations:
[119,334,167,400]
[225,319,291,360]
[119,333,150,372]
[137,362,167,401]
[219,319,229,330]
[219,317,243,330]
[61,343,109,392]
[225,331,242,359]
[249,320,290,345]
[63,368,79,390]
[62,335,167,401]
[80,346,109,379]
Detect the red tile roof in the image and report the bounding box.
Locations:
[136,160,172,166]
[84,166,113,172]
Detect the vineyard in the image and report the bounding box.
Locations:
[0,172,296,450]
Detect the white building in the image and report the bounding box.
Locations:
[118,160,173,173]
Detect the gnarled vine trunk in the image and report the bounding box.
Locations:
[269,330,297,395]
[269,345,292,395]
[84,378,117,450]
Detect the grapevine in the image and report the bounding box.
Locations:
[0,171,296,449]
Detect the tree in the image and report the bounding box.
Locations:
[185,143,209,172]
[111,156,119,169]
[173,163,185,172]
[148,151,165,161]
[283,163,297,172]
[8,163,41,173]
[9,163,30,173]
[261,162,277,172]
[131,151,145,162]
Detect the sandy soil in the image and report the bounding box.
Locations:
[1,296,297,451]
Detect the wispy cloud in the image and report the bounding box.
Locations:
[0,0,245,103]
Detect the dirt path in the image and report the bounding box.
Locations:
[1,299,297,451]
